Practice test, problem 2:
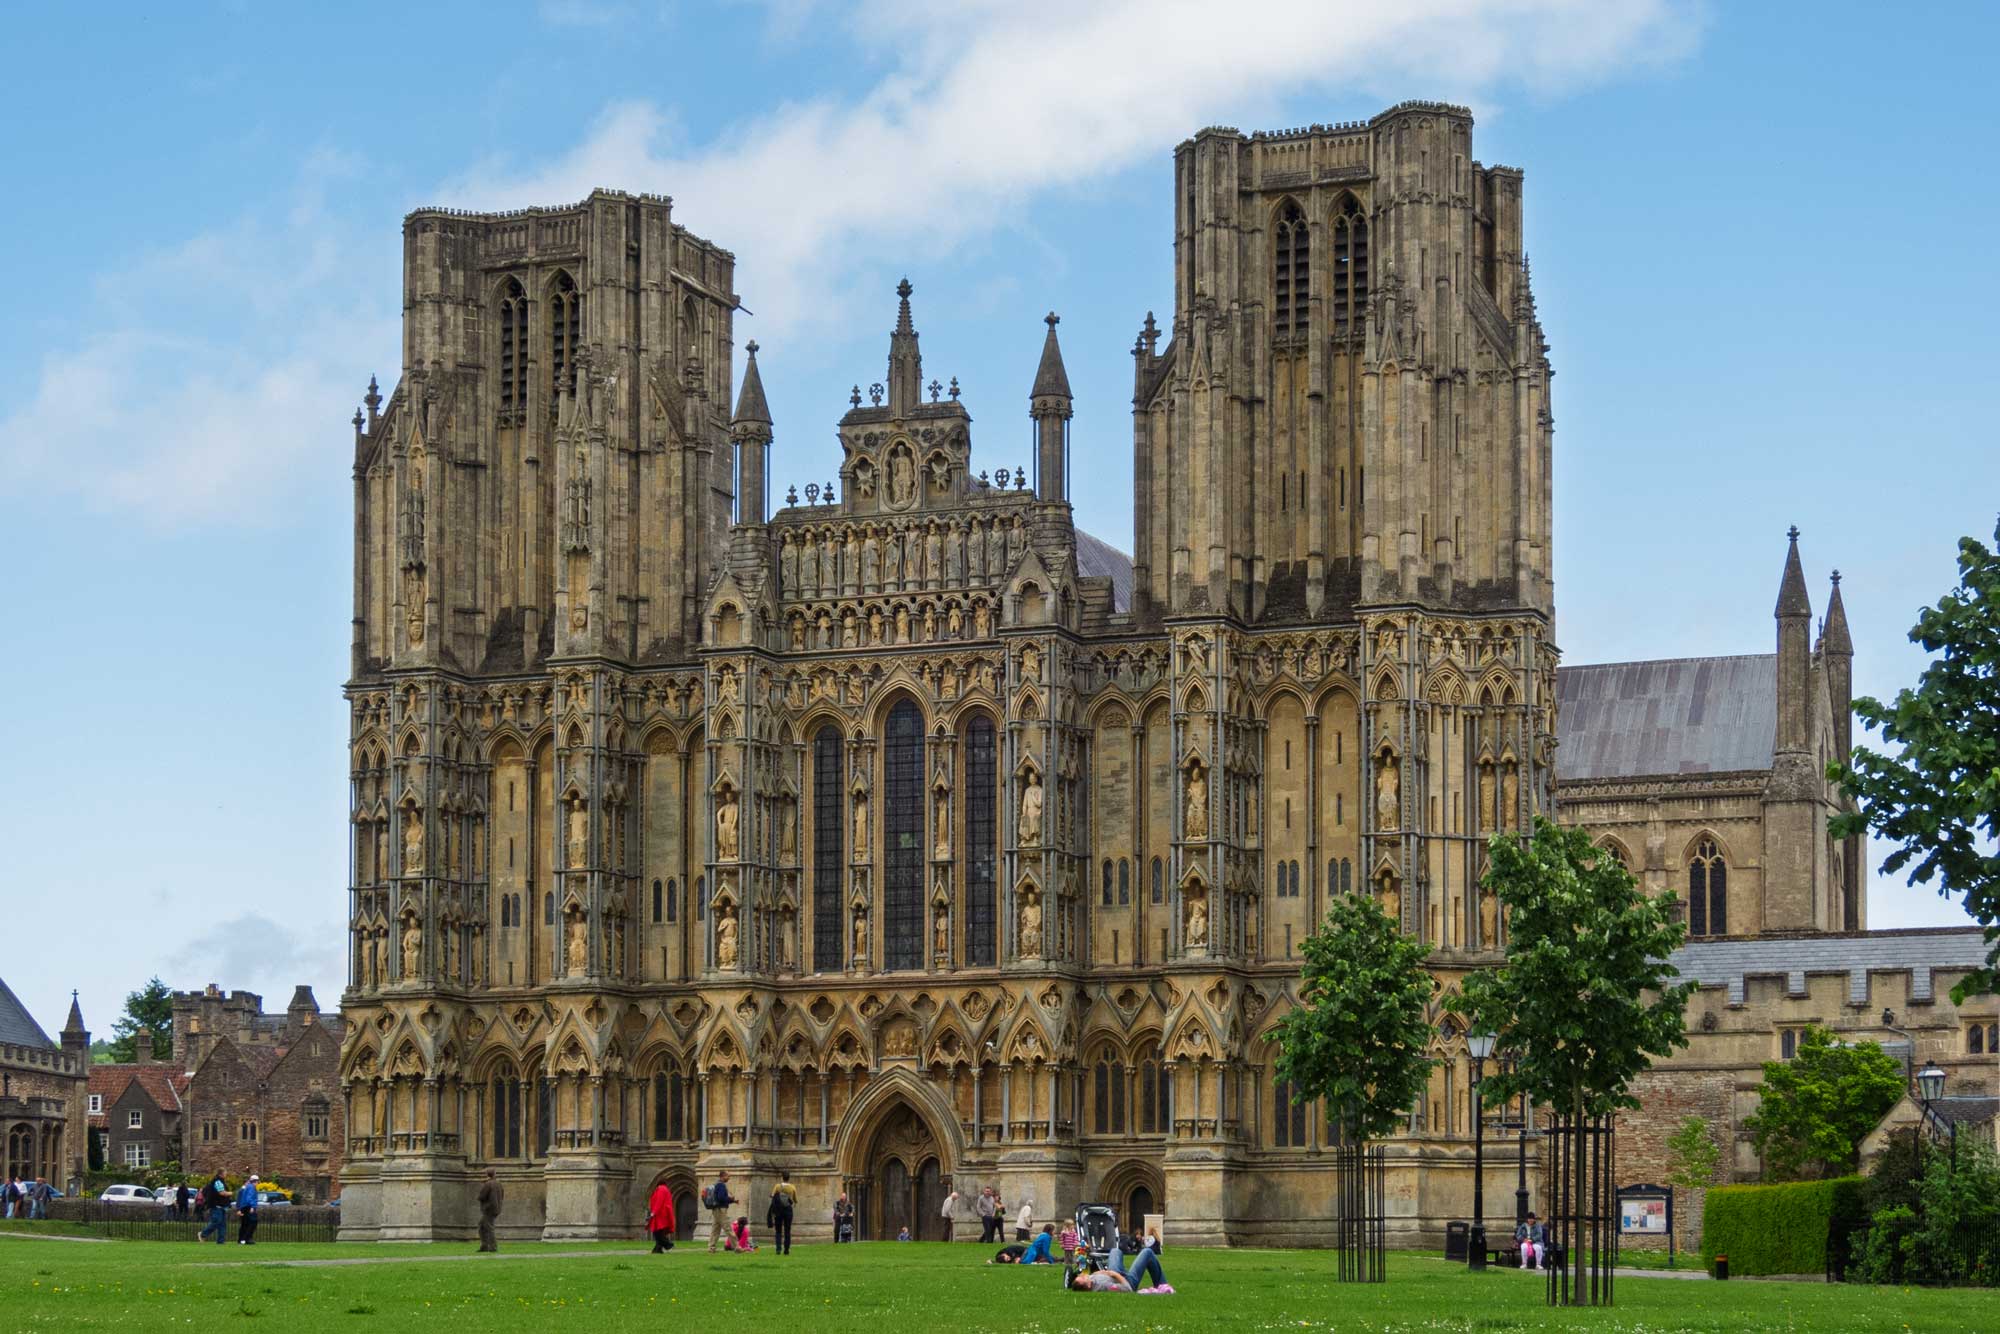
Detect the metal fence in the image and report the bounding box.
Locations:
[36,1199,339,1243]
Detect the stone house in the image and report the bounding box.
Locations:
[0,981,89,1190]
[89,1045,188,1176]
[182,1010,344,1202]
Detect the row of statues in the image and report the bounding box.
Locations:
[778,512,1027,600]
[791,596,993,650]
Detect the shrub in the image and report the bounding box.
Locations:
[1855,1139,2000,1287]
[1701,1177,1863,1276]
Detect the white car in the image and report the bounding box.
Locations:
[99,1184,156,1204]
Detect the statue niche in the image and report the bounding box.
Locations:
[1375,750,1400,832]
[1018,768,1044,846]
[1183,759,1209,841]
[717,904,739,969]
[716,786,740,861]
[1018,888,1043,958]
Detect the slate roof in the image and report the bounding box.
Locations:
[1556,654,1777,782]
[1075,530,1133,614]
[1667,927,1992,1006]
[0,977,55,1049]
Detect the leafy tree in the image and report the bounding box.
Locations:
[1450,819,1693,1297]
[105,978,174,1064]
[1272,891,1435,1145]
[1856,1138,2000,1287]
[1830,519,2000,1001]
[1743,1026,1904,1180]
[1662,1115,1721,1269]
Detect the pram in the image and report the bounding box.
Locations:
[1063,1203,1124,1287]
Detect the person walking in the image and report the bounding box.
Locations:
[196,1174,228,1244]
[476,1169,504,1253]
[646,1178,677,1253]
[976,1187,998,1244]
[30,1177,50,1220]
[832,1191,856,1243]
[766,1172,796,1255]
[234,1175,261,1245]
[1015,1197,1034,1243]
[704,1170,735,1253]
[174,1181,192,1222]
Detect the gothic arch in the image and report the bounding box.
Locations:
[831,1066,965,1178]
[867,681,932,734]
[1083,687,1142,729]
[1254,680,1312,718]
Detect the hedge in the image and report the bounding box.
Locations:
[1701,1177,1866,1276]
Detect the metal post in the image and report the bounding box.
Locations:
[1516,1085,1530,1227]
[1469,1051,1487,1269]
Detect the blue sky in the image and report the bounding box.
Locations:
[3,1,1993,1036]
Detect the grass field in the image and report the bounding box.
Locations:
[1,1234,1991,1332]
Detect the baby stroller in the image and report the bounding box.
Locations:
[1063,1203,1123,1287]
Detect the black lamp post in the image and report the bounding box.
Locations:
[1467,1031,1496,1270]
[1916,1061,1956,1170]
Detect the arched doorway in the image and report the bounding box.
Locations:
[1127,1184,1155,1236]
[855,1099,948,1241]
[1098,1159,1165,1240]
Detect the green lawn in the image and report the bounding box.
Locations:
[0,1235,1990,1332]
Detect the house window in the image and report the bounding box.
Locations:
[87,1094,102,1115]
[201,1120,219,1143]
[1151,857,1163,905]
[1687,837,1728,937]
[498,277,527,418]
[122,1142,151,1168]
[304,1101,329,1141]
[1779,1028,1799,1061]
[1118,859,1130,907]
[241,1121,259,1143]
[1137,1044,1170,1134]
[1092,1058,1127,1134]
[127,1110,143,1130]
[1102,859,1114,908]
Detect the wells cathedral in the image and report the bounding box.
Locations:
[335,103,1997,1246]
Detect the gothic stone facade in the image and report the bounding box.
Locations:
[0,983,88,1192]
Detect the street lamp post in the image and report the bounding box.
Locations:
[1916,1061,1956,1171]
[1467,1031,1496,1271]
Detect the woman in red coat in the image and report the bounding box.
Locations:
[647,1181,677,1253]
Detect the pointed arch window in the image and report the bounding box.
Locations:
[812,726,844,971]
[498,278,528,421]
[1688,837,1728,937]
[1137,1043,1170,1134]
[1273,1073,1308,1148]
[883,700,925,970]
[1330,194,1369,335]
[549,272,581,397]
[1151,857,1164,905]
[966,716,998,965]
[1273,199,1309,341]
[1118,859,1131,906]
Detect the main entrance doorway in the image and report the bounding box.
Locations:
[851,1100,948,1240]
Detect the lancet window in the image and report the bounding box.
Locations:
[883,701,924,970]
[549,272,580,395]
[1687,836,1728,937]
[1330,193,1369,334]
[966,716,998,965]
[812,726,844,971]
[498,277,527,418]
[1273,199,1309,341]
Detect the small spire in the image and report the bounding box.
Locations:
[1032,310,1072,400]
[62,991,86,1036]
[1775,525,1811,619]
[1824,569,1853,655]
[895,278,914,334]
[887,278,922,412]
[732,340,771,426]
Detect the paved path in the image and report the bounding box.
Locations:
[0,1231,113,1244]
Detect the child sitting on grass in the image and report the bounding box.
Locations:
[729,1217,755,1251]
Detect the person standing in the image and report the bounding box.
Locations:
[976,1187,998,1244]
[940,1188,960,1243]
[766,1172,796,1255]
[197,1174,228,1244]
[646,1178,676,1253]
[704,1170,735,1253]
[832,1191,855,1243]
[174,1181,192,1223]
[235,1175,261,1245]
[476,1169,504,1253]
[1015,1197,1033,1243]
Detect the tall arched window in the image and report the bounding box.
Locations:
[1273,1073,1307,1148]
[498,278,527,418]
[812,726,844,971]
[1273,199,1309,341]
[1688,837,1728,937]
[1118,859,1131,906]
[666,878,677,923]
[652,1069,686,1142]
[883,700,925,970]
[1330,194,1369,334]
[1137,1043,1170,1134]
[1151,857,1164,905]
[967,716,998,965]
[549,272,581,395]
[652,878,663,924]
[1102,859,1114,908]
[491,1068,523,1159]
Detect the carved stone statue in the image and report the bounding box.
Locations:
[802,532,821,596]
[924,524,942,585]
[921,604,936,641]
[1480,888,1498,943]
[934,906,949,957]
[1018,771,1044,845]
[717,906,739,968]
[1019,892,1042,957]
[985,518,1005,576]
[1479,762,1497,831]
[889,449,915,507]
[790,616,807,650]
[945,523,964,583]
[403,808,424,874]
[933,797,951,859]
[1184,762,1209,840]
[1185,895,1208,948]
[400,916,421,977]
[779,804,798,862]
[1376,754,1400,831]
[716,790,739,860]
[852,909,868,964]
[948,603,964,637]
[780,531,798,591]
[894,605,911,644]
[861,531,880,590]
[843,529,860,590]
[1379,877,1401,923]
[1500,761,1519,830]
[1007,515,1026,565]
[1022,643,1041,681]
[853,790,869,857]
[888,529,905,586]
[403,567,425,648]
[868,607,885,643]
[974,601,992,637]
[566,910,588,972]
[569,800,588,867]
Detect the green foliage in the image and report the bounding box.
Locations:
[1449,817,1694,1119]
[1856,1138,2000,1287]
[1743,1026,1905,1180]
[1665,1114,1721,1194]
[1701,1177,1862,1276]
[1863,1132,1925,1219]
[1272,892,1434,1144]
[105,978,173,1064]
[1830,519,2000,1001]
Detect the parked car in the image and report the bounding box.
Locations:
[256,1191,293,1208]
[99,1184,155,1204]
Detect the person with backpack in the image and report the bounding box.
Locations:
[234,1174,260,1245]
[766,1171,796,1255]
[646,1178,676,1253]
[702,1170,735,1253]
[832,1191,856,1243]
[197,1174,228,1244]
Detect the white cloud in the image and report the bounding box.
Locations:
[443,0,1703,336]
[172,913,345,1012]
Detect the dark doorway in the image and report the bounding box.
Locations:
[674,1187,698,1241]
[915,1157,945,1241]
[1127,1185,1156,1235]
[882,1158,913,1241]
[862,1099,947,1241]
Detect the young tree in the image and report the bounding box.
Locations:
[1451,818,1694,1301]
[1831,519,2000,1001]
[1273,892,1435,1145]
[1664,1114,1722,1267]
[1742,1026,1904,1180]
[105,978,174,1064]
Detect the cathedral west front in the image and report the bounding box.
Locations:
[334,101,1996,1248]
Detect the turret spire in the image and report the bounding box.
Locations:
[1031,311,1073,502]
[1775,524,1811,619]
[731,340,772,524]
[732,340,772,425]
[886,278,922,414]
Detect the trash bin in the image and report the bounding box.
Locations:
[1714,1254,1729,1280]
[1444,1220,1469,1261]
